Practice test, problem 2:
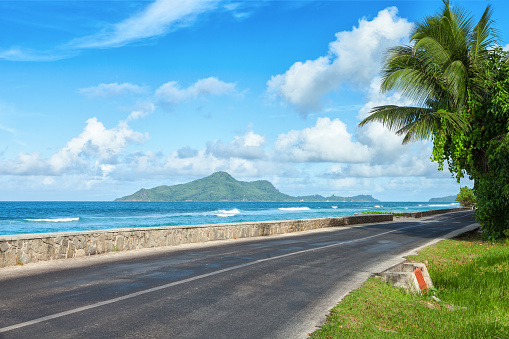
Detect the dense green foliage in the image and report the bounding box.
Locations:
[359,1,509,238]
[115,172,380,202]
[455,186,476,207]
[433,48,509,238]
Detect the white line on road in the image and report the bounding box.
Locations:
[0,213,472,334]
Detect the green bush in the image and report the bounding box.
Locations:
[456,186,476,207]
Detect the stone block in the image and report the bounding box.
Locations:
[75,249,86,257]
[17,251,30,265]
[0,241,10,253]
[66,242,75,258]
[85,244,96,256]
[4,250,16,267]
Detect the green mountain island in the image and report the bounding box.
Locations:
[428,195,458,203]
[115,172,380,202]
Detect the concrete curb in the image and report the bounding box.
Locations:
[379,262,434,294]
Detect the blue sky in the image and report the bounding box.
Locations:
[0,0,507,201]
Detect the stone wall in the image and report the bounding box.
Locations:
[398,207,471,218]
[0,214,393,268]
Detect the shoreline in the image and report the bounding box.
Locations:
[0,207,469,269]
[0,201,461,237]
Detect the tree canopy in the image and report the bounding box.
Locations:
[359,0,509,238]
[456,186,476,207]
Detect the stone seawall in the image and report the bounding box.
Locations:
[0,214,393,268]
[398,207,470,218]
[0,208,471,268]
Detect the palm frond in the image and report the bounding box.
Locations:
[359,105,468,145]
[358,1,499,146]
[444,60,468,108]
[471,5,499,63]
[359,105,433,131]
[396,110,468,144]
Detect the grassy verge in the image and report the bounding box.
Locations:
[309,229,509,338]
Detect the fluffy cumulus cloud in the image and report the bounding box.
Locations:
[328,77,441,178]
[69,0,219,49]
[355,77,414,163]
[116,148,267,181]
[49,118,147,173]
[155,77,237,108]
[206,131,266,160]
[274,117,372,163]
[0,118,147,176]
[267,7,412,115]
[79,83,146,98]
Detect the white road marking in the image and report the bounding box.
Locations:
[0,213,471,333]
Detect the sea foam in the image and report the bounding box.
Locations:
[278,207,311,211]
[214,209,240,217]
[25,217,80,223]
[429,203,459,207]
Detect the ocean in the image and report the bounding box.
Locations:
[0,201,460,236]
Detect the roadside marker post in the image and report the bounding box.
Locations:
[413,267,428,293]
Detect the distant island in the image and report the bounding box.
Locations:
[115,171,380,202]
[429,195,458,203]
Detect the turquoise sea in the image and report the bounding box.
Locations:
[0,201,460,236]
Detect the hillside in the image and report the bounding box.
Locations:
[115,172,380,202]
[429,195,458,203]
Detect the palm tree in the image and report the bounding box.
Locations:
[358,1,500,144]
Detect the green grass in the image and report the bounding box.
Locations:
[309,230,509,338]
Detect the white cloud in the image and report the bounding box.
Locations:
[155,77,237,107]
[267,7,412,115]
[2,0,219,62]
[0,118,147,176]
[127,102,156,121]
[329,76,439,178]
[118,149,263,180]
[70,0,218,49]
[223,3,252,20]
[3,152,49,176]
[49,118,147,173]
[0,47,75,62]
[79,82,146,98]
[207,131,266,159]
[503,44,509,52]
[355,76,415,164]
[328,177,376,191]
[274,117,372,163]
[339,153,439,178]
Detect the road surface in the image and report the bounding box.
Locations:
[0,211,477,338]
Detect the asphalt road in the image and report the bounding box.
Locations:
[0,211,478,339]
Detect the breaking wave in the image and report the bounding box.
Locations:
[25,217,80,223]
[213,209,240,217]
[429,203,459,207]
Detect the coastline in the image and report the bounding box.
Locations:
[0,201,461,236]
[0,207,469,269]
